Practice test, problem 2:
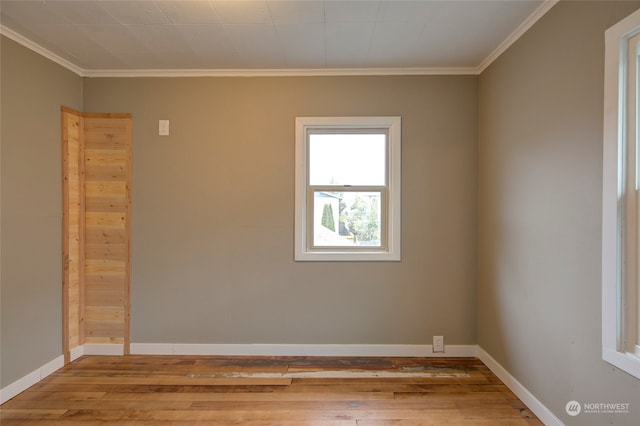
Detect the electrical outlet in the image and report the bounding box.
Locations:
[433,335,444,353]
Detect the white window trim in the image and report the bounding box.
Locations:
[295,116,401,261]
[602,7,640,380]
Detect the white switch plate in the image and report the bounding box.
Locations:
[433,335,444,353]
[159,120,169,136]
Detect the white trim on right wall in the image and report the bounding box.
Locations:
[477,347,563,426]
[602,6,640,381]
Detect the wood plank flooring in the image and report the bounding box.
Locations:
[0,356,542,425]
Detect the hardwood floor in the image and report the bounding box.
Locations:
[0,356,542,425]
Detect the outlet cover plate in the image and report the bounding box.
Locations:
[433,335,444,353]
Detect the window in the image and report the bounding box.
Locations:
[295,117,401,261]
[602,7,640,379]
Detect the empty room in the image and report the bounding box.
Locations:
[2,1,640,425]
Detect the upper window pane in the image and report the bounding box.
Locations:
[308,133,386,186]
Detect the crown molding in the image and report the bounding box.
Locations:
[82,67,479,78]
[477,0,559,73]
[0,25,84,76]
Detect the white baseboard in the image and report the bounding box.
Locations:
[68,343,125,359]
[0,343,124,404]
[82,343,124,356]
[130,343,478,358]
[477,347,563,426]
[70,345,84,362]
[0,355,64,404]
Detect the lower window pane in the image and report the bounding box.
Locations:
[313,191,381,247]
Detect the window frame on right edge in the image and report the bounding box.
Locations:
[602,7,640,380]
[294,116,401,261]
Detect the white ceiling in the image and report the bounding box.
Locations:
[0,0,554,76]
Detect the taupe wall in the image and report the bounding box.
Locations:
[0,36,82,387]
[83,76,478,345]
[478,1,640,425]
[10,2,640,421]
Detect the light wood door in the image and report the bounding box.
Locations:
[62,108,132,360]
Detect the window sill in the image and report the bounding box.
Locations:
[294,249,401,262]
